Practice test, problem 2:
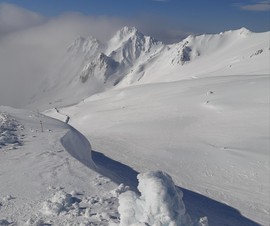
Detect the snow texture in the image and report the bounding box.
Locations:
[0,113,24,149]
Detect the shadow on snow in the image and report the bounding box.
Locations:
[91,150,260,226]
[60,127,260,226]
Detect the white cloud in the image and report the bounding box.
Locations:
[0,12,126,106]
[0,3,45,36]
[238,1,270,11]
[0,3,190,106]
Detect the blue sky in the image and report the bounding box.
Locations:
[0,0,269,42]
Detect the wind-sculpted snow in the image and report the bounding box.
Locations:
[0,113,24,149]
[60,127,96,170]
[118,171,207,226]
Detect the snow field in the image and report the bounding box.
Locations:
[48,74,269,225]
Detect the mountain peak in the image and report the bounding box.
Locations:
[109,26,142,44]
[238,27,251,35]
[117,26,139,37]
[106,26,146,55]
[223,27,251,37]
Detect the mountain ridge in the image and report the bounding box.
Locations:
[29,26,269,109]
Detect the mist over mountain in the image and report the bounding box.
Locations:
[24,26,269,110]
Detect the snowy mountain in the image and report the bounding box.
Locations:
[30,27,164,109]
[30,26,269,110]
[1,26,269,226]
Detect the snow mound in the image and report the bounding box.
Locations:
[0,219,11,226]
[41,190,78,216]
[118,171,207,226]
[0,113,24,149]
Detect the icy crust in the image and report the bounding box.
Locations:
[24,183,121,226]
[118,171,207,226]
[0,113,24,149]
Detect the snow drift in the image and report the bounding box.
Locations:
[61,127,96,170]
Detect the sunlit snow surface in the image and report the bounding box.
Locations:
[28,28,269,110]
[46,74,270,225]
[1,27,269,226]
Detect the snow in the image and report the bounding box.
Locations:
[1,27,269,226]
[1,107,203,226]
[118,171,193,226]
[0,106,119,225]
[0,113,23,149]
[26,27,269,110]
[46,74,269,225]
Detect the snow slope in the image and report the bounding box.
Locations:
[46,73,270,226]
[133,28,270,84]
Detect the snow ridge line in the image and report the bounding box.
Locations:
[59,119,140,191]
[60,125,97,170]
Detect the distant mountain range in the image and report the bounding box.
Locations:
[30,26,269,109]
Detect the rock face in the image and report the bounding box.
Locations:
[79,53,119,84]
[75,26,164,86]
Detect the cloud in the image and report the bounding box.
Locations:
[237,1,270,11]
[0,12,126,106]
[0,3,45,37]
[0,3,190,106]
